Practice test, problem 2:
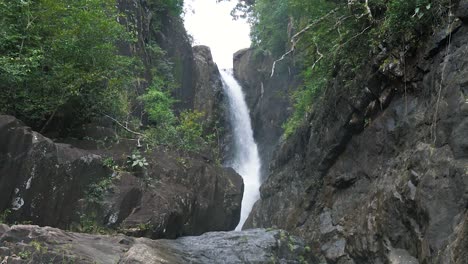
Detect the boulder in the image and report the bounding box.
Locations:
[0,115,244,239]
[99,149,244,238]
[0,115,109,228]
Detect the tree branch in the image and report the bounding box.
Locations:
[270,7,339,77]
[311,41,324,71]
[103,114,144,136]
[334,25,372,50]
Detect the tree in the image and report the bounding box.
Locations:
[0,0,135,129]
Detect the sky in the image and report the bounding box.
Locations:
[183,0,251,69]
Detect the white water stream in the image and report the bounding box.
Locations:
[220,70,261,230]
[184,0,260,230]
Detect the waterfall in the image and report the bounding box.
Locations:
[220,69,261,230]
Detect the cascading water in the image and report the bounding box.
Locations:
[183,0,259,230]
[220,69,261,230]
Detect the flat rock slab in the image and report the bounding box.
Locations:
[0,225,315,264]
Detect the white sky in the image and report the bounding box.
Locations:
[183,0,251,69]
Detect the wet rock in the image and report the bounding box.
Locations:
[233,48,298,179]
[0,225,316,264]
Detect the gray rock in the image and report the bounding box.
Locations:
[192,45,234,163]
[388,248,419,264]
[0,225,316,264]
[193,45,224,124]
[456,0,468,23]
[116,0,196,113]
[0,225,9,237]
[0,116,243,239]
[0,115,109,227]
[450,117,468,158]
[245,7,468,264]
[108,152,244,239]
[0,247,10,256]
[321,238,346,261]
[233,48,297,180]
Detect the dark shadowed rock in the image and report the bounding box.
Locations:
[192,45,234,163]
[245,10,468,264]
[456,0,468,23]
[99,150,244,238]
[192,45,223,123]
[117,0,196,112]
[0,116,243,239]
[233,48,298,180]
[0,115,109,228]
[0,225,316,264]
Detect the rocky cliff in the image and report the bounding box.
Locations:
[244,4,468,264]
[0,0,238,242]
[117,0,196,112]
[233,48,298,179]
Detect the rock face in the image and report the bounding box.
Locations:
[0,225,316,264]
[0,116,109,228]
[193,45,224,123]
[96,149,243,239]
[245,12,468,264]
[192,45,233,162]
[0,115,243,239]
[117,0,196,112]
[233,48,297,179]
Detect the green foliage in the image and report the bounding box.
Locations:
[0,0,136,127]
[29,240,48,254]
[75,213,114,234]
[85,176,114,204]
[139,70,215,152]
[18,250,31,259]
[139,80,176,126]
[298,255,307,264]
[143,110,215,152]
[249,0,289,56]
[103,157,116,169]
[0,209,11,224]
[248,0,452,136]
[136,221,154,232]
[375,0,450,45]
[176,110,206,151]
[148,0,184,17]
[127,151,149,169]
